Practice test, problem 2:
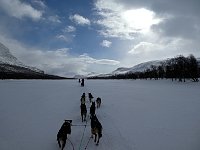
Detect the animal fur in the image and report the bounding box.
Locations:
[80,103,87,122]
[57,120,72,150]
[80,93,86,104]
[90,114,102,145]
[88,93,94,103]
[90,102,96,116]
[96,97,101,108]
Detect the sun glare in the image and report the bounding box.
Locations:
[122,8,161,33]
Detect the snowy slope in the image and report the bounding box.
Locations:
[112,57,200,75]
[0,80,200,150]
[0,42,43,73]
[0,42,20,65]
[74,72,112,78]
[112,60,164,75]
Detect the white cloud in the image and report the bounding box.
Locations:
[48,15,61,23]
[56,35,69,42]
[54,48,69,56]
[63,26,76,33]
[95,59,119,65]
[120,36,200,69]
[100,40,112,47]
[0,0,42,20]
[32,0,46,9]
[69,14,91,26]
[79,53,119,65]
[94,0,162,39]
[0,35,120,77]
[128,42,156,54]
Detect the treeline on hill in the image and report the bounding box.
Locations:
[0,63,69,79]
[0,72,68,79]
[89,55,199,82]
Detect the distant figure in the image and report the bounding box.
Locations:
[88,93,94,103]
[78,79,81,83]
[90,101,96,116]
[96,97,101,108]
[81,78,84,86]
[90,114,102,145]
[80,103,87,122]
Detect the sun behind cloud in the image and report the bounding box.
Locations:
[94,0,162,39]
[122,8,161,34]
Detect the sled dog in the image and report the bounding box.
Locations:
[57,120,72,150]
[90,114,102,145]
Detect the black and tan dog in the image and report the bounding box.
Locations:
[96,97,101,108]
[57,120,72,150]
[90,114,102,145]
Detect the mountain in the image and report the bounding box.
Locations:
[112,60,164,75]
[112,57,200,75]
[87,60,165,78]
[0,43,44,73]
[74,72,113,79]
[0,42,66,79]
[74,72,103,78]
[89,57,200,78]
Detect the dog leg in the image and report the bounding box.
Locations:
[60,139,66,150]
[81,115,83,122]
[58,140,61,148]
[91,129,94,138]
[94,133,97,142]
[96,139,99,146]
[84,114,86,121]
[62,140,66,150]
[96,135,100,145]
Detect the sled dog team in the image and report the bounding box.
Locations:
[57,92,102,149]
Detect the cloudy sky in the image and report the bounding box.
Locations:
[0,0,200,77]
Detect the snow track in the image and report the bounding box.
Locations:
[0,79,200,150]
[57,81,133,150]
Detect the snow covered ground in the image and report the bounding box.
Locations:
[0,79,200,150]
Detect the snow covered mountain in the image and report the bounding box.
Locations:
[0,42,65,79]
[0,42,19,64]
[74,72,112,79]
[112,60,164,75]
[0,42,43,74]
[89,57,200,78]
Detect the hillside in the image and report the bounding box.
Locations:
[112,60,163,75]
[88,57,200,79]
[0,42,66,79]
